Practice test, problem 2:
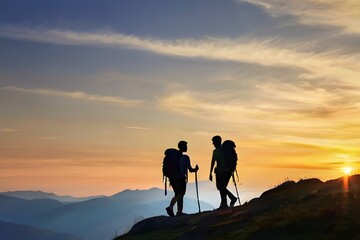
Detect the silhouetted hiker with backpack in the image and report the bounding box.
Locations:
[163,141,199,216]
[209,135,237,209]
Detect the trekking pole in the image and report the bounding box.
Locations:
[195,171,201,213]
[232,173,241,206]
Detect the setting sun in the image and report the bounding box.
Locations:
[342,167,353,175]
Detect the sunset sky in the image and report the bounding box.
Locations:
[1,0,360,199]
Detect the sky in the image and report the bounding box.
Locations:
[0,0,360,199]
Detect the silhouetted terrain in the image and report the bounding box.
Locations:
[117,175,360,240]
[0,188,213,240]
[0,191,103,203]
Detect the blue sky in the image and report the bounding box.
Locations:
[0,0,360,197]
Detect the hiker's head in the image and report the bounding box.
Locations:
[212,135,222,147]
[178,140,187,153]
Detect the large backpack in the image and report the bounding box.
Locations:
[162,148,181,178]
[222,140,237,172]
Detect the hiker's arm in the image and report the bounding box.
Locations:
[209,153,216,181]
[188,158,199,173]
[189,165,199,172]
[210,157,215,173]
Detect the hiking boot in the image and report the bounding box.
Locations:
[166,207,175,217]
[230,198,237,207]
[176,211,188,216]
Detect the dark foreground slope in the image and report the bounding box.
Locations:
[117,175,360,240]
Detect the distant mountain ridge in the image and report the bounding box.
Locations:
[1,180,263,207]
[0,190,103,202]
[118,175,360,240]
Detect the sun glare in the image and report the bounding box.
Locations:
[342,167,353,175]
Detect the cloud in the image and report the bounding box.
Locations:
[124,126,151,131]
[0,26,359,87]
[0,145,158,169]
[156,90,263,122]
[262,163,335,170]
[253,79,359,118]
[41,136,64,140]
[239,0,360,34]
[1,86,144,107]
[0,128,19,132]
[155,86,360,152]
[156,79,359,122]
[1,27,359,148]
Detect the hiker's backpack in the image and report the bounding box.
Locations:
[162,148,181,178]
[222,140,237,172]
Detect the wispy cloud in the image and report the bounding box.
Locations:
[124,126,151,131]
[262,163,335,170]
[41,136,64,140]
[156,86,360,152]
[253,79,359,118]
[156,81,359,121]
[2,86,144,107]
[0,128,19,132]
[239,0,360,34]
[156,90,263,122]
[0,145,158,168]
[0,26,359,87]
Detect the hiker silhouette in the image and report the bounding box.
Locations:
[209,135,237,209]
[164,141,199,217]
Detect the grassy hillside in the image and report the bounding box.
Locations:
[117,175,360,240]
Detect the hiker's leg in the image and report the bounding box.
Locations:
[220,189,227,207]
[170,195,178,207]
[223,172,236,200]
[217,172,228,207]
[177,178,186,213]
[165,178,178,216]
[223,171,231,188]
[215,172,224,206]
[225,189,236,200]
[177,194,184,213]
[169,178,178,208]
[227,188,237,207]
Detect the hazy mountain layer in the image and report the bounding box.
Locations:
[0,187,213,240]
[0,220,84,240]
